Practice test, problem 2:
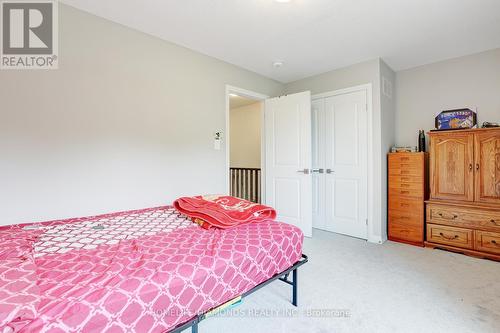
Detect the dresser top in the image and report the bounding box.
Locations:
[428,127,500,135]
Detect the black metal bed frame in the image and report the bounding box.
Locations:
[169,254,309,333]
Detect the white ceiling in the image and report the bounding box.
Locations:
[61,0,500,83]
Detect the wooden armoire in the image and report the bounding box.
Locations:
[425,128,500,260]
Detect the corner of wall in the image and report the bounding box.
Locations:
[377,59,397,244]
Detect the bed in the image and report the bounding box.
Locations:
[0,206,306,333]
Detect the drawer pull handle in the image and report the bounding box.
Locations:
[400,191,410,195]
[490,219,499,226]
[401,157,410,161]
[401,177,410,182]
[400,203,410,207]
[469,164,473,171]
[491,240,500,247]
[476,164,480,171]
[438,213,458,220]
[401,183,410,188]
[439,232,458,240]
[401,170,410,174]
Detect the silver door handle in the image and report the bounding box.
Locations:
[297,169,311,174]
[326,169,334,174]
[312,168,324,174]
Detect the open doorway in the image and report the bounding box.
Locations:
[225,86,268,203]
[226,87,314,237]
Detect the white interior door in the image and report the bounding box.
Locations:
[265,91,312,237]
[312,99,326,229]
[323,90,368,239]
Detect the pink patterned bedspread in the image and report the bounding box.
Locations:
[0,206,303,333]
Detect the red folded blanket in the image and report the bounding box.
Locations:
[173,195,276,229]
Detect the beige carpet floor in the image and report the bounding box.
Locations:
[185,229,500,333]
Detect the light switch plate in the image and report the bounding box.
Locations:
[214,131,223,150]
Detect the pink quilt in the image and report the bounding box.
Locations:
[0,206,303,333]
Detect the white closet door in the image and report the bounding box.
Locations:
[265,91,313,237]
[324,90,368,239]
[312,99,326,229]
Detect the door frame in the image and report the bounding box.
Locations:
[225,85,269,201]
[312,83,374,242]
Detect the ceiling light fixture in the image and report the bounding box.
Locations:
[274,0,291,3]
[273,61,284,68]
[229,93,239,97]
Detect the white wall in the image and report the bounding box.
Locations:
[379,60,396,241]
[285,59,393,244]
[230,103,262,168]
[0,4,283,225]
[396,48,500,147]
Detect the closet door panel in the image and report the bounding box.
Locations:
[323,90,368,239]
[312,99,326,229]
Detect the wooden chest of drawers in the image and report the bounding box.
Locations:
[425,128,500,261]
[425,202,500,259]
[388,152,428,246]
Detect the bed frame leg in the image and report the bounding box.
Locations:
[192,322,198,333]
[292,268,298,307]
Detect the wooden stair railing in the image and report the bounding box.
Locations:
[230,167,261,203]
